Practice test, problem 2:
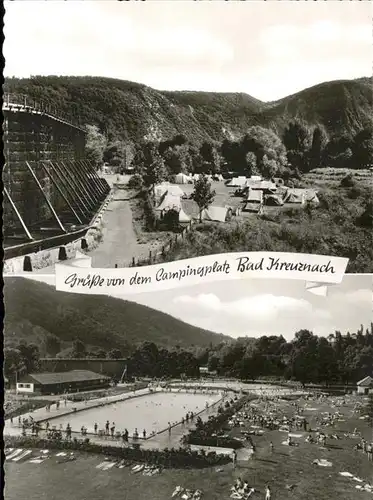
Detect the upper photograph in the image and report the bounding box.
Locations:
[3,0,372,275]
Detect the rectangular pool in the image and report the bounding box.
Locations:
[47,391,221,436]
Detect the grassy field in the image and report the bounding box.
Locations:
[4,394,372,500]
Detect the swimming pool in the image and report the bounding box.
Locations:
[47,391,222,436]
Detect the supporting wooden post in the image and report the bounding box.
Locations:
[63,160,96,210]
[4,186,33,241]
[79,160,106,198]
[76,160,101,203]
[41,161,83,225]
[25,161,66,233]
[48,161,88,220]
[71,159,100,205]
[132,257,135,267]
[51,161,91,218]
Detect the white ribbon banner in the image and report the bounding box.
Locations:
[55,252,348,296]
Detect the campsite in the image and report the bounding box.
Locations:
[124,165,372,273]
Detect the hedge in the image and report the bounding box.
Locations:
[183,397,248,449]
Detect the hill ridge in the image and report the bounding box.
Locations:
[4,278,229,355]
[4,75,372,143]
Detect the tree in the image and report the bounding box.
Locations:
[103,140,127,169]
[4,347,26,381]
[191,174,216,222]
[283,121,311,154]
[351,127,373,169]
[108,348,123,359]
[17,342,40,373]
[85,125,107,168]
[309,126,328,169]
[133,141,168,189]
[71,339,87,358]
[245,151,258,176]
[162,208,180,231]
[199,142,221,174]
[241,126,287,176]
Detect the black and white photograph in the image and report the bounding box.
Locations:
[2,0,372,274]
[3,273,373,500]
[2,1,373,500]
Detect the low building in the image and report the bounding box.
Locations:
[16,370,111,395]
[357,376,373,395]
[199,366,217,378]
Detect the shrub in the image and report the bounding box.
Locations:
[340,174,355,188]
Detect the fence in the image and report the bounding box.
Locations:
[117,215,196,269]
[3,92,84,131]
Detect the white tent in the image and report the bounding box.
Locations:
[244,179,277,192]
[227,176,247,187]
[166,185,185,197]
[155,193,182,212]
[178,208,191,223]
[154,182,171,200]
[283,188,319,205]
[246,189,263,203]
[200,206,229,222]
[174,172,192,184]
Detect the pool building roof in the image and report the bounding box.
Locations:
[19,370,110,385]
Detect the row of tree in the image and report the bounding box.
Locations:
[197,325,373,385]
[4,340,200,383]
[86,122,373,180]
[5,325,372,386]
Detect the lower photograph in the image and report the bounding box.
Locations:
[3,274,373,500]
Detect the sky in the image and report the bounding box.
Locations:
[15,273,373,341]
[3,0,372,101]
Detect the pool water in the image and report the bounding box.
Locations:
[47,391,222,436]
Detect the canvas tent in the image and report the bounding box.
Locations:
[174,172,192,184]
[246,189,263,203]
[265,194,284,206]
[284,188,319,205]
[227,176,247,188]
[178,207,191,223]
[244,179,277,193]
[284,189,306,204]
[167,185,185,197]
[243,189,263,213]
[154,182,171,200]
[155,193,182,212]
[200,206,230,222]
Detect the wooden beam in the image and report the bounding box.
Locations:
[25,161,66,233]
[70,159,100,204]
[48,160,89,220]
[52,161,92,217]
[41,161,83,225]
[4,186,34,240]
[61,160,95,210]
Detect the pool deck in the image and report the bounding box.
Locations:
[4,387,227,451]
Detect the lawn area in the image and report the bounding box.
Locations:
[4,393,372,500]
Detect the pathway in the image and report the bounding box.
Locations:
[32,184,151,273]
[89,189,151,268]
